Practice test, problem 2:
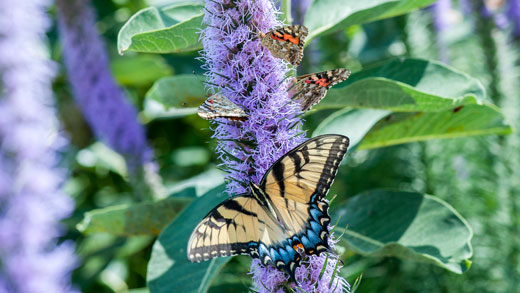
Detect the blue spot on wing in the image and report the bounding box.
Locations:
[246,200,330,279]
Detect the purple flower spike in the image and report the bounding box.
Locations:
[57,0,152,170]
[202,0,350,290]
[507,0,520,37]
[0,0,76,291]
[202,0,305,195]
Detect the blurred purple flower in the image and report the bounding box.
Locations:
[0,0,76,291]
[459,0,473,15]
[291,0,312,25]
[57,0,152,170]
[461,0,510,30]
[507,0,520,37]
[202,0,349,290]
[430,0,453,63]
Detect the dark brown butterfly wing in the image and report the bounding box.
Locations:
[291,68,351,111]
[259,25,308,65]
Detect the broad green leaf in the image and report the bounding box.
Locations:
[316,58,486,111]
[311,58,511,147]
[314,105,511,149]
[305,0,436,42]
[148,185,230,293]
[332,190,473,273]
[77,197,192,236]
[77,169,224,235]
[118,4,203,54]
[313,108,390,149]
[111,55,172,86]
[358,104,512,149]
[165,168,225,198]
[143,74,206,120]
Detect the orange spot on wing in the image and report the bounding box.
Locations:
[270,33,300,45]
[293,243,304,251]
[314,78,330,87]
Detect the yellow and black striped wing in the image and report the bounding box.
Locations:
[260,134,350,205]
[187,194,287,264]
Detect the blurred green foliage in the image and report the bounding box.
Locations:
[53,0,520,292]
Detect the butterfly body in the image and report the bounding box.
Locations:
[187,135,349,278]
[292,68,351,111]
[259,25,308,65]
[197,94,248,121]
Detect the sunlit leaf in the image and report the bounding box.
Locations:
[111,55,172,86]
[77,197,192,236]
[332,190,473,273]
[305,0,436,42]
[313,105,511,149]
[143,74,206,120]
[118,4,203,54]
[315,58,486,111]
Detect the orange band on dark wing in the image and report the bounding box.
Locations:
[271,33,300,45]
[316,78,331,87]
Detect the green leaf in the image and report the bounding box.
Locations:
[165,168,226,198]
[357,104,512,149]
[77,169,225,235]
[111,55,172,87]
[77,197,192,236]
[76,142,127,176]
[313,105,511,149]
[147,185,230,293]
[332,190,473,273]
[315,58,486,111]
[143,74,206,120]
[305,0,436,42]
[313,108,390,149]
[118,4,203,54]
[311,59,512,147]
